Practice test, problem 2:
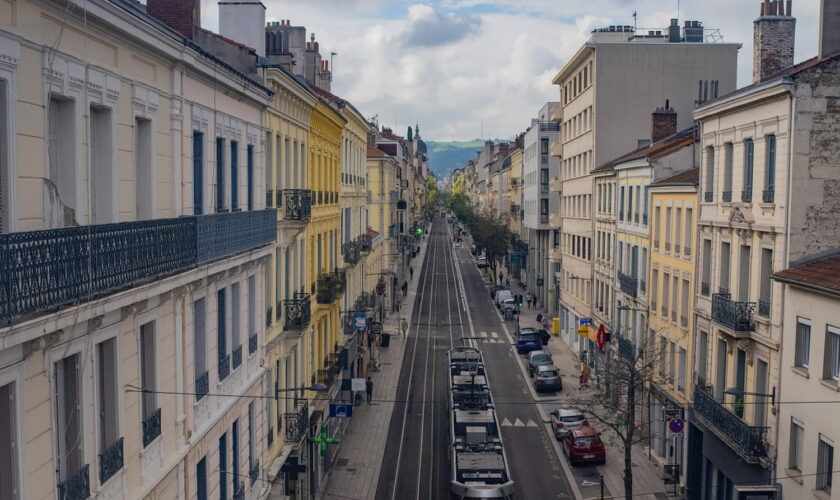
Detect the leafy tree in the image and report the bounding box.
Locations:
[445,193,510,268]
[407,126,413,142]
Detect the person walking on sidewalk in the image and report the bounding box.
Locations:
[580,363,591,388]
[366,377,373,404]
[401,318,408,337]
[505,277,510,288]
[409,267,414,280]
[526,293,532,309]
[402,280,408,296]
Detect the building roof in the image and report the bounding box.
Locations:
[651,168,699,187]
[367,147,389,158]
[594,126,696,172]
[772,253,840,297]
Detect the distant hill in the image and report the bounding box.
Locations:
[426,140,485,179]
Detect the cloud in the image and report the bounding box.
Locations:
[402,4,482,47]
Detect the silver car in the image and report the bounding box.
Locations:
[526,351,553,376]
[549,408,588,439]
[533,364,562,392]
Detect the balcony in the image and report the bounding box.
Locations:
[234,482,246,500]
[712,293,755,332]
[99,437,124,484]
[284,293,312,331]
[232,345,243,369]
[358,234,372,253]
[249,334,258,354]
[218,353,231,381]
[281,189,312,221]
[335,268,347,295]
[762,189,775,203]
[249,459,260,486]
[343,240,361,266]
[722,191,732,202]
[741,190,753,203]
[539,121,560,132]
[195,371,209,401]
[317,273,340,304]
[285,399,309,443]
[540,214,549,225]
[618,272,638,298]
[58,464,90,500]
[758,299,771,317]
[618,336,637,361]
[317,368,335,388]
[704,192,713,202]
[540,184,549,194]
[701,281,710,296]
[142,408,162,447]
[693,387,769,462]
[0,210,277,323]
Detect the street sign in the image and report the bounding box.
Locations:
[580,318,593,325]
[370,322,383,335]
[596,324,607,351]
[536,278,545,286]
[309,425,340,457]
[577,325,589,338]
[354,315,367,330]
[668,418,685,434]
[351,378,366,391]
[329,403,353,418]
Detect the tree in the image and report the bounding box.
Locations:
[564,332,664,500]
[445,193,510,268]
[406,126,413,142]
[426,176,439,206]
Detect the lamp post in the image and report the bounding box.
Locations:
[275,383,329,401]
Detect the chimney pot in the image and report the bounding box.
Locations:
[147,0,199,40]
[753,0,796,82]
[651,105,677,143]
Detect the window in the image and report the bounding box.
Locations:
[642,186,648,224]
[97,338,120,461]
[681,279,689,328]
[742,138,754,202]
[140,321,158,442]
[90,105,114,224]
[219,432,228,500]
[675,207,682,253]
[671,275,678,323]
[620,186,625,221]
[193,132,204,215]
[196,456,208,500]
[651,269,658,313]
[684,208,692,255]
[701,240,712,294]
[653,206,661,249]
[247,144,255,210]
[715,339,727,399]
[678,347,687,391]
[48,96,78,227]
[0,79,9,232]
[0,381,18,500]
[817,436,834,491]
[248,276,256,354]
[232,420,240,494]
[764,135,776,202]
[628,185,633,222]
[659,337,667,377]
[738,245,751,302]
[232,283,241,368]
[218,288,229,380]
[704,146,714,201]
[665,207,672,251]
[824,326,840,380]
[135,118,153,220]
[794,318,810,368]
[697,330,708,382]
[216,137,225,212]
[759,249,773,316]
[248,401,256,476]
[634,186,640,223]
[230,141,239,211]
[720,242,731,294]
[723,142,733,201]
[662,272,670,317]
[194,298,207,399]
[788,420,803,471]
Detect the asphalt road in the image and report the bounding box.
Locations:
[376,217,574,500]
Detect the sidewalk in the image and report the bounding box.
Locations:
[322,233,430,500]
[505,274,670,500]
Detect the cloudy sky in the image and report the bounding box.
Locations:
[203,0,822,141]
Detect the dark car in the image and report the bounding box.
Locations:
[526,351,553,375]
[515,332,543,354]
[562,427,606,466]
[533,364,562,392]
[489,285,504,299]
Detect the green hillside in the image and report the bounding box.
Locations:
[426,140,484,179]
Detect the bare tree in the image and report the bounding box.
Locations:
[566,334,665,500]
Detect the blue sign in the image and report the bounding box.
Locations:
[510,253,523,264]
[580,318,593,325]
[669,418,684,434]
[354,315,367,330]
[330,403,353,418]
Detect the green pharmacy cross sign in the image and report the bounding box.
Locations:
[309,425,340,457]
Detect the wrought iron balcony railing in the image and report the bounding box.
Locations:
[218,354,231,381]
[343,240,361,265]
[284,293,312,331]
[285,399,309,443]
[249,334,258,354]
[58,464,90,500]
[762,189,775,203]
[232,346,243,369]
[282,189,312,221]
[0,210,277,323]
[234,482,246,500]
[99,437,124,484]
[758,299,771,317]
[195,371,209,401]
[618,272,638,297]
[700,281,710,296]
[250,460,260,486]
[317,273,339,304]
[618,336,637,361]
[317,368,335,388]
[693,387,768,461]
[712,293,755,332]
[358,234,372,253]
[741,190,753,203]
[722,191,732,202]
[142,408,162,447]
[704,192,713,202]
[335,268,347,295]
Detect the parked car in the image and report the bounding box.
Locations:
[527,351,553,376]
[515,331,543,354]
[562,427,606,466]
[495,290,512,308]
[477,257,489,268]
[533,364,562,392]
[549,408,588,439]
[489,285,504,299]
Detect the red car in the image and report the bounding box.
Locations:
[562,427,606,466]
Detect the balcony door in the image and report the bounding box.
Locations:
[734,349,746,418]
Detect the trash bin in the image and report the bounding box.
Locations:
[380,333,391,347]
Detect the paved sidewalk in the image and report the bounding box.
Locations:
[503,273,670,500]
[322,234,430,500]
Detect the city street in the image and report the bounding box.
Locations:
[376,217,574,500]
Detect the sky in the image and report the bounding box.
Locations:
[202,0,822,142]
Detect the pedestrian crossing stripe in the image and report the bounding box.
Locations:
[491,332,498,338]
[501,417,512,426]
[501,417,539,428]
[480,332,487,337]
[514,418,525,427]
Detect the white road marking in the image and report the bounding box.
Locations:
[501,417,513,427]
[491,332,499,338]
[514,418,525,427]
[480,331,487,338]
[526,420,539,427]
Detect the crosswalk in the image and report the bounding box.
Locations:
[478,331,504,343]
[500,417,541,428]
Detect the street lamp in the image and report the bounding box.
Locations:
[275,383,329,400]
[723,386,776,406]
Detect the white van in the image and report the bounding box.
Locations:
[495,290,512,308]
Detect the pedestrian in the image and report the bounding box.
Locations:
[366,376,373,404]
[394,299,401,313]
[409,267,414,280]
[401,318,408,337]
[580,363,591,388]
[505,277,510,288]
[402,280,408,296]
[526,293,532,309]
[499,271,504,284]
[536,313,543,324]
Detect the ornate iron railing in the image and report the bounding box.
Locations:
[741,190,753,203]
[343,240,361,265]
[98,437,124,485]
[722,191,732,202]
[142,408,162,447]
[282,189,312,221]
[284,293,311,330]
[704,192,713,202]
[232,346,243,369]
[317,273,339,304]
[762,189,775,203]
[358,234,372,253]
[701,282,710,296]
[58,464,90,500]
[712,293,755,332]
[317,368,335,388]
[285,400,309,442]
[267,427,274,447]
[234,482,246,500]
[335,268,347,295]
[249,334,258,354]
[758,299,771,317]
[195,371,209,401]
[618,336,637,361]
[249,460,260,486]
[618,272,638,297]
[218,353,231,381]
[693,387,768,461]
[0,210,276,323]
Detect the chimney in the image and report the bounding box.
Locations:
[753,0,796,83]
[651,101,677,143]
[820,0,840,59]
[219,1,267,57]
[668,18,680,43]
[147,0,200,40]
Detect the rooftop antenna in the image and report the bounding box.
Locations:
[633,11,637,32]
[330,51,337,81]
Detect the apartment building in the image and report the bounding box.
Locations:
[589,163,616,363]
[551,17,739,355]
[0,1,275,500]
[522,103,561,312]
[686,2,840,496]
[647,167,699,488]
[773,253,840,500]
